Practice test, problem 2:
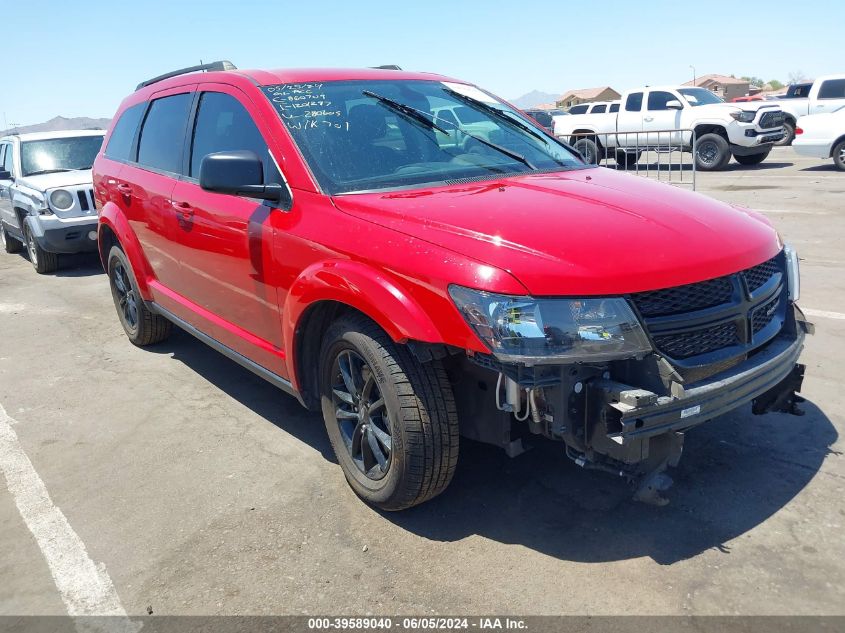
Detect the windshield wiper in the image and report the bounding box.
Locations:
[442,87,550,146]
[25,168,73,176]
[363,90,452,136]
[363,90,535,170]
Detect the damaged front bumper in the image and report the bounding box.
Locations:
[589,322,807,448]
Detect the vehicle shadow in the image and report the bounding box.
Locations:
[147,329,837,566]
[386,401,837,565]
[55,253,103,277]
[801,164,841,172]
[146,328,336,463]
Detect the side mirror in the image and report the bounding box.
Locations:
[0,169,12,180]
[666,100,683,110]
[199,151,289,207]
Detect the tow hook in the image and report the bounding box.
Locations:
[752,363,806,416]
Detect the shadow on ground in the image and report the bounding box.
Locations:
[151,328,838,566]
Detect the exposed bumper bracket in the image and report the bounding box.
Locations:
[751,363,806,416]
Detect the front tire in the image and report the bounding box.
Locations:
[319,314,459,510]
[734,149,771,166]
[694,133,731,171]
[1,224,22,254]
[23,224,58,274]
[107,245,172,346]
[833,140,845,171]
[774,121,795,146]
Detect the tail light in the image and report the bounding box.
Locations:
[795,127,804,135]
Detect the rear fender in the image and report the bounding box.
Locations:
[282,260,446,387]
[98,201,155,300]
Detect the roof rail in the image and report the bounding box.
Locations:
[135,60,237,91]
[371,64,402,70]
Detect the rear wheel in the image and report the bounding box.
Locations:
[774,120,795,146]
[1,224,22,254]
[734,149,771,166]
[694,133,731,171]
[833,140,845,171]
[23,224,58,274]
[614,150,641,169]
[107,245,172,346]
[573,137,602,164]
[319,314,459,510]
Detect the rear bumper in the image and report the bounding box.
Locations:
[792,139,833,159]
[589,320,808,445]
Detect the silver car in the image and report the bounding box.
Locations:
[0,130,104,273]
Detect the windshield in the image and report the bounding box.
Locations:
[262,79,584,194]
[677,88,724,107]
[20,136,104,177]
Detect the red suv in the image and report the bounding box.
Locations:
[93,62,811,509]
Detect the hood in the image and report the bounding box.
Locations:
[695,101,779,115]
[18,169,92,191]
[331,168,781,296]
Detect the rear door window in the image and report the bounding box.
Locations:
[625,93,643,111]
[137,93,193,174]
[818,79,845,99]
[105,103,145,161]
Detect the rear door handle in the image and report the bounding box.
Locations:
[644,116,654,122]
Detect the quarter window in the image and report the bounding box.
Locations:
[818,79,845,100]
[137,93,193,174]
[591,104,607,114]
[625,93,643,112]
[610,103,620,113]
[105,103,145,161]
[568,104,588,114]
[189,92,279,183]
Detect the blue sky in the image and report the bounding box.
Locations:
[3,0,842,126]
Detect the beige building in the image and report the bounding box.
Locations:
[682,74,750,101]
[555,86,621,109]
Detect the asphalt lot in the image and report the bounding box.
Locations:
[0,147,843,617]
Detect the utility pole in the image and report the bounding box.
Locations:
[689,65,696,85]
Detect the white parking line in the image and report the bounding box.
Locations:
[804,308,845,321]
[0,401,133,619]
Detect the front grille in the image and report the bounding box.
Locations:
[752,295,779,334]
[630,253,787,365]
[760,110,785,129]
[653,322,739,359]
[633,276,733,317]
[742,256,778,293]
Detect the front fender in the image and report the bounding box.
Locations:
[98,201,155,300]
[282,260,464,386]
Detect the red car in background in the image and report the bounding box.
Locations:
[93,62,811,509]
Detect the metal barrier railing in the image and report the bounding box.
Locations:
[562,129,697,189]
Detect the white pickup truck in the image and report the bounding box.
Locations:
[775,75,845,145]
[554,86,786,171]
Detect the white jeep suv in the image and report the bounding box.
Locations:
[0,130,104,273]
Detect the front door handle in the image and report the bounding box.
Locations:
[644,116,654,122]
[173,201,194,221]
[116,183,132,195]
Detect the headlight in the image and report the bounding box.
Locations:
[49,189,74,211]
[784,244,800,302]
[449,286,652,364]
[729,110,756,123]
